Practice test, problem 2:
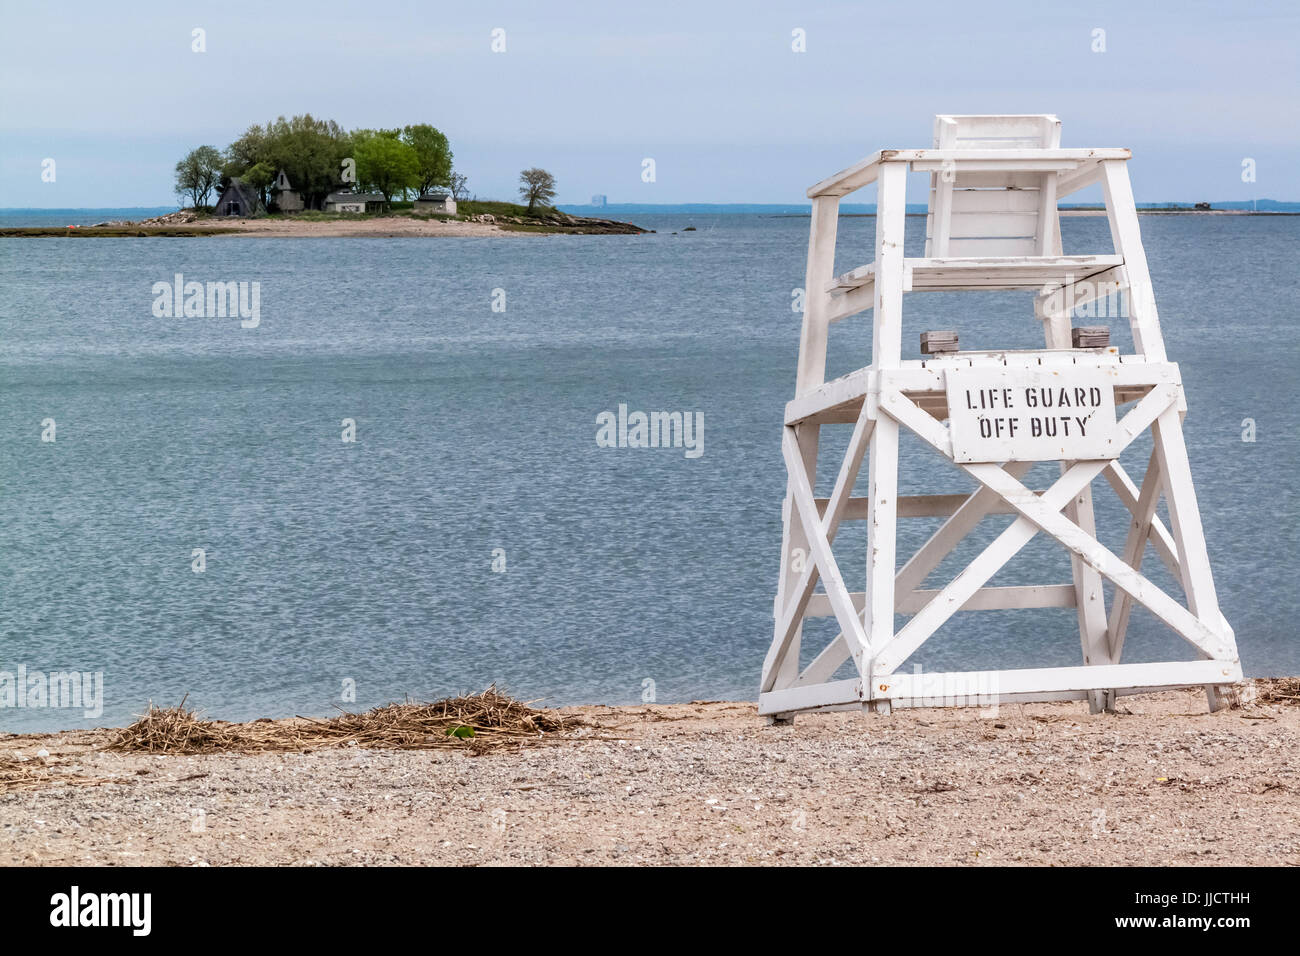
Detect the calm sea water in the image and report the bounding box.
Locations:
[1,212,1297,731]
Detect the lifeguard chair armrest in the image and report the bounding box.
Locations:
[806,148,1132,199]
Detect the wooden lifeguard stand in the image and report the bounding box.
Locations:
[760,115,1242,720]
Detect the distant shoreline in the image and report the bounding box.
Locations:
[824,208,1297,219]
[1,205,1292,237]
[1059,207,1298,217]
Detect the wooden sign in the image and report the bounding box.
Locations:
[945,366,1119,463]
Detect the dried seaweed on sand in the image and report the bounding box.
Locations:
[105,687,577,755]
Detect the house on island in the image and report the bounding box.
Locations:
[414,190,457,215]
[212,179,264,217]
[272,169,304,212]
[323,190,388,214]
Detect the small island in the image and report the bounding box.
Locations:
[3,114,645,237]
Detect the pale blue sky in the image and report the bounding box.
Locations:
[1,0,1296,207]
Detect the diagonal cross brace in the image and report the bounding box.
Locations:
[1104,460,1234,642]
[1107,449,1164,662]
[761,403,875,691]
[872,457,1110,675]
[879,385,1231,669]
[795,459,1034,688]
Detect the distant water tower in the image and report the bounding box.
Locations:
[591,194,608,207]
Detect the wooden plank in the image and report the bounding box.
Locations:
[949,188,1042,213]
[927,116,958,258]
[941,211,1040,239]
[759,678,863,716]
[898,584,1076,614]
[907,255,1121,289]
[762,410,874,692]
[948,171,1047,189]
[1151,406,1230,642]
[770,423,820,690]
[875,659,1242,703]
[943,237,1039,257]
[827,261,874,294]
[920,330,959,354]
[1036,170,1061,256]
[827,281,875,324]
[934,114,1061,144]
[872,162,908,367]
[818,492,1033,520]
[909,148,1128,162]
[807,149,1130,199]
[933,114,959,145]
[912,159,1084,174]
[1107,450,1163,662]
[1055,162,1104,199]
[806,150,892,199]
[774,424,873,680]
[1034,265,1128,320]
[881,360,1175,396]
[1101,160,1167,362]
[897,688,1089,706]
[863,162,908,676]
[828,255,1124,297]
[865,417,900,655]
[796,195,840,392]
[1072,327,1111,348]
[786,367,874,424]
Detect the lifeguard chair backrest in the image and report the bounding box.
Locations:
[924,114,1063,257]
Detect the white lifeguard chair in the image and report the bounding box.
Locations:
[760,115,1242,720]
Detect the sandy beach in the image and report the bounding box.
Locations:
[0,210,648,238]
[2,682,1296,866]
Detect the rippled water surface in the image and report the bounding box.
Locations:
[1,212,1296,730]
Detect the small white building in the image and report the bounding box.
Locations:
[414,190,457,215]
[323,190,388,214]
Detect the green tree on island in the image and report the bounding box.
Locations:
[265,115,352,208]
[181,115,459,211]
[174,145,224,209]
[351,129,420,202]
[223,124,267,179]
[217,115,350,210]
[240,161,276,207]
[518,168,557,213]
[401,124,453,195]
